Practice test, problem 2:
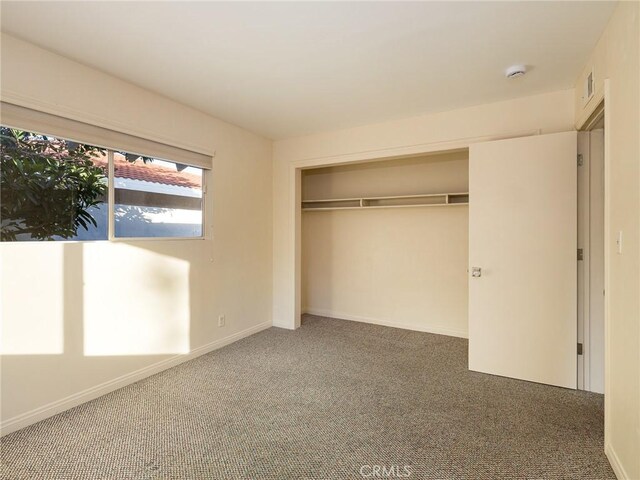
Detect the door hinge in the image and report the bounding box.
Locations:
[577,343,583,355]
[577,248,584,261]
[577,154,584,166]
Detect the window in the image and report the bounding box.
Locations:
[113,153,203,238]
[0,127,109,241]
[1,124,206,242]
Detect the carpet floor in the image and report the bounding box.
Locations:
[1,315,614,480]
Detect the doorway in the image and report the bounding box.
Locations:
[577,102,605,393]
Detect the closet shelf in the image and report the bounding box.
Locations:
[302,192,469,211]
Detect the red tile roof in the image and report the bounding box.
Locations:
[92,154,202,189]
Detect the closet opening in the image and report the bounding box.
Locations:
[300,149,470,338]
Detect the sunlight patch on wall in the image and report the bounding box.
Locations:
[0,244,64,355]
[83,243,190,356]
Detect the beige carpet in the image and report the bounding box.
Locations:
[0,314,614,479]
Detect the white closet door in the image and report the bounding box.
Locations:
[469,131,577,388]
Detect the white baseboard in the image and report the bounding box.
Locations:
[303,308,468,339]
[271,321,296,330]
[605,442,631,480]
[1,321,271,436]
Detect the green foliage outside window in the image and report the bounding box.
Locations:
[0,127,108,241]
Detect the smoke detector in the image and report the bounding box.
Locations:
[505,65,527,79]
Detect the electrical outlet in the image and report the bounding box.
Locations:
[218,315,225,327]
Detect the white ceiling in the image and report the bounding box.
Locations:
[1,1,615,139]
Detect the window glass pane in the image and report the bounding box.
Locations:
[113,152,203,238]
[0,126,108,241]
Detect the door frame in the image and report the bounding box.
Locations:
[575,81,612,461]
[602,83,611,451]
[577,100,606,393]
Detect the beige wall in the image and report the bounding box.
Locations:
[574,3,640,479]
[273,89,576,329]
[302,152,469,336]
[0,34,273,431]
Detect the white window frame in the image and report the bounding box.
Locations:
[108,152,207,242]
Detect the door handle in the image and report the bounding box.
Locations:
[471,267,482,278]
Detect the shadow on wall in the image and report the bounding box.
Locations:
[83,242,191,356]
[0,239,218,423]
[0,242,192,357]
